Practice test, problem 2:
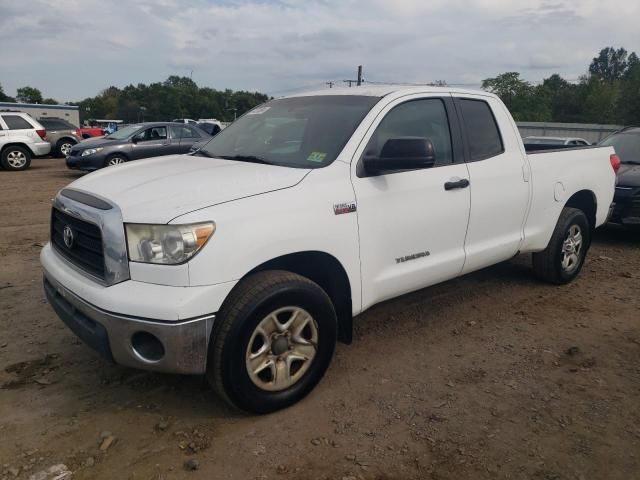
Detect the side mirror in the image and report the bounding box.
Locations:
[132,136,139,144]
[363,137,436,175]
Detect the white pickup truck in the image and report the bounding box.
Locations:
[41,86,618,413]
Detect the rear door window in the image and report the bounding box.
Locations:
[184,127,200,138]
[457,99,504,161]
[169,125,183,140]
[2,115,34,130]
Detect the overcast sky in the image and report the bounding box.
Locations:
[0,0,637,101]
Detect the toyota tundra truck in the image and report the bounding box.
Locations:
[41,86,618,413]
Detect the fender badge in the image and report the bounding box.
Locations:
[333,202,357,215]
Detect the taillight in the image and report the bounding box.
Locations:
[36,129,46,140]
[610,154,621,174]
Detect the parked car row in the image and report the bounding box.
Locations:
[0,112,221,171]
[66,122,213,171]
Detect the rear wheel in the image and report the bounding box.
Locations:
[55,139,76,158]
[1,146,32,171]
[532,207,590,284]
[104,155,127,167]
[207,271,337,414]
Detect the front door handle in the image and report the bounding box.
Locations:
[444,178,470,191]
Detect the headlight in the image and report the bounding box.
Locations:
[81,147,103,156]
[125,222,215,264]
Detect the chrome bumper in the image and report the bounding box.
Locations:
[43,271,215,374]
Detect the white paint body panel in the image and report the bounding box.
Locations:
[42,86,616,322]
[460,93,531,274]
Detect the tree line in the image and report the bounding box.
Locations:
[0,76,270,123]
[481,47,640,125]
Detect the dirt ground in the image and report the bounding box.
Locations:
[0,159,639,480]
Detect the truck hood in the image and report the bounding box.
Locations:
[617,163,640,187]
[68,155,310,223]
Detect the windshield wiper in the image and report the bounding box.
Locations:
[215,154,273,165]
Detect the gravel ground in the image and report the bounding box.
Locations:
[1,159,639,480]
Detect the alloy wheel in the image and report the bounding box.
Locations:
[561,224,583,273]
[7,150,27,169]
[245,306,318,392]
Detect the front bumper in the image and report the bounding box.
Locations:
[65,153,105,171]
[43,271,215,374]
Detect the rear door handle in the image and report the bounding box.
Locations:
[444,178,470,191]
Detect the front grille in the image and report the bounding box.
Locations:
[51,208,105,279]
[69,149,80,157]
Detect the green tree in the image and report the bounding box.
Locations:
[0,83,14,102]
[72,76,269,124]
[589,47,629,82]
[618,55,640,124]
[482,72,550,121]
[15,86,44,104]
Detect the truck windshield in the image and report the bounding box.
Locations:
[197,95,380,168]
[600,132,640,164]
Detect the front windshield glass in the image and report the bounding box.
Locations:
[198,95,380,168]
[105,124,142,140]
[600,132,640,164]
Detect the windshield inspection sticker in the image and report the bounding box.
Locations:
[307,151,327,163]
[247,106,271,115]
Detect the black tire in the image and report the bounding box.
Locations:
[532,207,591,285]
[207,270,337,414]
[1,146,32,171]
[55,139,76,158]
[103,154,127,168]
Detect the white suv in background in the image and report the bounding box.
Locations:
[0,112,51,171]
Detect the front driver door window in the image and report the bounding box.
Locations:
[131,126,169,159]
[352,96,471,309]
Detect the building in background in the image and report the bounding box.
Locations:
[0,102,80,127]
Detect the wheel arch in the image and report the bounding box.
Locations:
[244,251,353,344]
[564,189,597,230]
[106,151,129,160]
[57,136,77,145]
[1,142,34,156]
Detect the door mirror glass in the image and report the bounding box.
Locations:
[363,137,436,174]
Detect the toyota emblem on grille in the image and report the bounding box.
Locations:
[63,225,75,249]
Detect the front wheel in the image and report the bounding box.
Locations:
[532,207,591,284]
[104,155,127,167]
[207,271,337,414]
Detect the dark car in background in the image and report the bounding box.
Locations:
[37,118,83,157]
[66,122,210,171]
[600,127,640,227]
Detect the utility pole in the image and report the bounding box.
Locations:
[326,81,334,88]
[343,65,364,87]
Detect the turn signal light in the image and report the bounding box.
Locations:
[610,154,621,174]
